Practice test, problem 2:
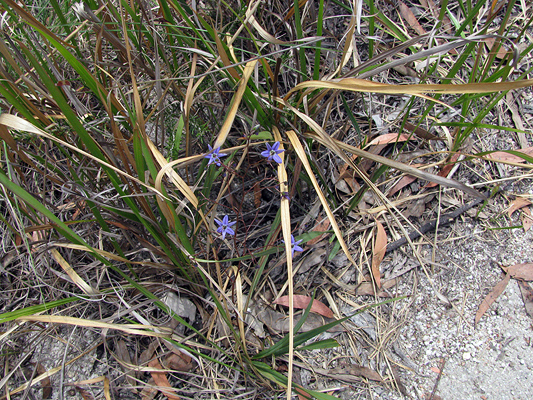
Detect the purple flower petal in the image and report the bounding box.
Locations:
[261,142,284,164]
[214,215,236,239]
[284,235,304,257]
[205,145,227,166]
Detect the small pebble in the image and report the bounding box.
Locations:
[463,352,471,360]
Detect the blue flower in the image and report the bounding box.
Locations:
[204,145,227,166]
[261,141,284,164]
[284,235,303,257]
[214,215,236,240]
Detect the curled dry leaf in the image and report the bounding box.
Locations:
[502,263,533,281]
[387,164,423,197]
[298,248,327,274]
[475,273,511,326]
[371,220,387,288]
[249,299,342,334]
[76,387,94,400]
[507,197,532,218]
[273,295,334,318]
[115,339,137,385]
[140,378,158,400]
[264,307,341,333]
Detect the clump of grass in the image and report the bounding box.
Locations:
[0,0,532,399]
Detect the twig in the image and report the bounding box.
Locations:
[385,182,512,254]
[428,358,446,400]
[385,196,485,254]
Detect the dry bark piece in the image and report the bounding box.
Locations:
[517,280,533,319]
[273,295,334,318]
[475,273,511,326]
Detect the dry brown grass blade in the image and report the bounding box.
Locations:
[272,126,294,400]
[213,60,258,149]
[233,266,246,349]
[0,125,49,182]
[16,315,173,338]
[284,0,309,21]
[285,129,360,271]
[286,77,533,98]
[331,14,357,78]
[51,243,171,269]
[50,249,99,295]
[214,29,241,81]
[0,43,50,124]
[149,138,199,208]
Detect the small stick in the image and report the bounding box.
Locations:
[386,181,514,254]
[385,196,485,254]
[428,358,446,400]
